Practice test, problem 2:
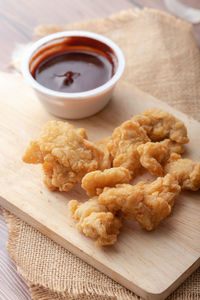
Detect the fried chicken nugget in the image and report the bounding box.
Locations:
[164,153,200,191]
[68,198,122,246]
[82,167,131,197]
[133,108,189,144]
[99,174,181,230]
[42,154,84,191]
[162,139,185,154]
[23,121,110,192]
[96,137,112,170]
[107,120,150,176]
[137,139,184,177]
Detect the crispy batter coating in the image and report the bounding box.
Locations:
[22,140,44,164]
[82,167,131,197]
[137,142,169,177]
[132,108,189,144]
[96,137,112,170]
[23,121,110,192]
[137,139,184,177]
[164,153,200,191]
[106,109,187,177]
[161,139,185,154]
[107,120,150,176]
[42,154,83,191]
[68,198,122,246]
[99,174,181,231]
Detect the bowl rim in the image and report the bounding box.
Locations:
[21,30,125,99]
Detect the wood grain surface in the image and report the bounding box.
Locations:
[1,1,200,299]
[0,72,200,300]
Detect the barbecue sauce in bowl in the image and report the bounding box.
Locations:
[30,36,116,93]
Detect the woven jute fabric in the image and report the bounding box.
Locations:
[3,8,200,300]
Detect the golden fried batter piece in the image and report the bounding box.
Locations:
[164,153,200,191]
[99,174,181,231]
[137,139,184,177]
[68,198,122,246]
[133,108,189,144]
[42,154,82,191]
[137,142,169,177]
[96,137,112,170]
[82,167,131,197]
[107,120,150,176]
[23,140,44,164]
[23,121,109,192]
[162,139,184,155]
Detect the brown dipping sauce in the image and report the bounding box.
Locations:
[31,36,117,93]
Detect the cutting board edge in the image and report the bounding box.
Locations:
[1,194,199,300]
[0,195,150,299]
[157,257,200,300]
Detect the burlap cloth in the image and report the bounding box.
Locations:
[3,8,200,300]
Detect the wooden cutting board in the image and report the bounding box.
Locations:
[0,72,200,300]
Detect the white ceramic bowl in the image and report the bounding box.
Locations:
[22,31,125,119]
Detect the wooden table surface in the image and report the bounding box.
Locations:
[1,1,200,299]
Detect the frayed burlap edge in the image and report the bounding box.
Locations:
[30,284,120,300]
[35,8,192,38]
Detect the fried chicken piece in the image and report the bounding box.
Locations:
[106,109,187,177]
[68,198,122,246]
[137,139,184,177]
[107,120,150,176]
[23,140,44,164]
[137,142,169,177]
[23,121,110,192]
[42,154,84,191]
[82,167,131,197]
[99,174,181,230]
[164,153,200,191]
[96,137,112,170]
[162,139,185,154]
[132,108,189,144]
